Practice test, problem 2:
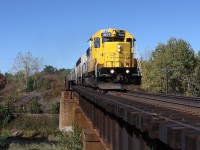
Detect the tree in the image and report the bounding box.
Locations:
[0,73,6,90]
[43,65,58,74]
[58,68,71,80]
[12,52,42,92]
[4,72,14,84]
[0,102,14,128]
[193,50,200,96]
[142,38,196,95]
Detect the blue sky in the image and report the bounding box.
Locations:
[0,0,200,73]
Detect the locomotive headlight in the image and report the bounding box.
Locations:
[126,70,130,73]
[110,69,115,74]
[117,45,121,52]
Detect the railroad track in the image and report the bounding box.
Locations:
[109,91,200,115]
[72,86,200,149]
[73,86,200,115]
[73,86,200,123]
[128,91,200,107]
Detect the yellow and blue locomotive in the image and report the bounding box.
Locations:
[68,28,141,91]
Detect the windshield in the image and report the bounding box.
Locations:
[102,37,124,43]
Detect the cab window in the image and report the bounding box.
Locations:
[94,37,100,48]
[102,37,112,43]
[126,38,133,48]
[102,37,124,43]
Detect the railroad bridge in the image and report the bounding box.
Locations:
[59,86,200,150]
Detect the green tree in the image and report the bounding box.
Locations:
[43,65,58,74]
[193,50,200,96]
[0,102,13,128]
[58,68,70,80]
[141,60,154,91]
[142,38,196,95]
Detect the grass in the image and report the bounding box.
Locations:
[8,143,62,150]
[0,115,83,150]
[5,114,59,139]
[0,129,83,150]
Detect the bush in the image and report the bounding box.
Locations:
[48,101,59,114]
[31,99,41,113]
[0,141,9,150]
[0,130,10,150]
[58,125,82,150]
[0,103,14,128]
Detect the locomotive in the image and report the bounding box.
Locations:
[67,28,142,92]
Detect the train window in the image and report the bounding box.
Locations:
[102,38,123,43]
[126,38,133,48]
[114,38,124,42]
[76,57,81,67]
[102,37,112,43]
[86,47,90,56]
[94,37,100,48]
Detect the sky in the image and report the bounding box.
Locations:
[0,0,200,73]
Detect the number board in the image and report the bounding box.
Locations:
[101,32,112,37]
[116,32,125,37]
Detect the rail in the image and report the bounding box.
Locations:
[72,86,200,150]
[122,91,200,114]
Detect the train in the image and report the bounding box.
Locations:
[67,28,142,92]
